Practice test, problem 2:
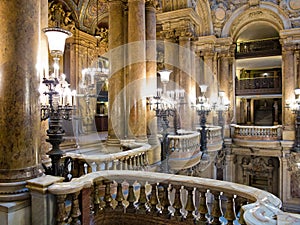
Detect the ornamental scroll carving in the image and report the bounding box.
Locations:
[48,1,75,31]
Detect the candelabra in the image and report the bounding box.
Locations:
[194,85,212,160]
[213,91,230,139]
[149,69,184,173]
[286,88,300,153]
[40,27,75,177]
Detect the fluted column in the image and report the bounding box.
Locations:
[145,0,158,144]
[0,0,44,199]
[107,0,126,145]
[179,36,192,130]
[127,0,147,141]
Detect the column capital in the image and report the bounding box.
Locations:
[145,0,158,9]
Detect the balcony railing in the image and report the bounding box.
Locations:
[235,76,282,96]
[236,38,281,58]
[168,131,200,171]
[231,124,282,140]
[65,142,153,178]
[28,170,287,225]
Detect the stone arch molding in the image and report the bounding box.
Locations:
[194,0,213,35]
[221,2,291,41]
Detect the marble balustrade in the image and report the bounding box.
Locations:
[167,131,201,171]
[29,170,296,225]
[231,124,282,140]
[64,143,152,178]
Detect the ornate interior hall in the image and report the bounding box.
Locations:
[0,0,300,224]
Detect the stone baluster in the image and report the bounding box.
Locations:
[197,189,208,223]
[78,160,86,177]
[185,187,195,222]
[105,161,110,170]
[235,197,248,225]
[160,184,171,218]
[112,160,117,170]
[132,157,137,170]
[148,183,159,215]
[98,162,103,171]
[126,180,137,213]
[127,157,132,170]
[140,154,144,168]
[56,194,68,225]
[224,194,236,225]
[136,155,141,169]
[137,181,148,214]
[103,180,113,212]
[172,185,183,221]
[117,159,123,170]
[123,158,128,170]
[211,191,223,225]
[93,182,102,214]
[70,191,81,225]
[115,182,125,212]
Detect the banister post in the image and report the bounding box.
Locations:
[26,175,64,225]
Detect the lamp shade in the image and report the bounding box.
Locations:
[295,88,300,96]
[43,27,72,57]
[158,69,172,83]
[199,84,208,93]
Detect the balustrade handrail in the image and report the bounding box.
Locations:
[46,170,283,225]
[65,143,152,162]
[168,131,199,139]
[231,124,282,129]
[231,124,283,141]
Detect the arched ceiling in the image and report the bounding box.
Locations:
[237,22,279,42]
[54,0,108,35]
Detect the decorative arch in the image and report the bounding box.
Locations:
[221,2,291,41]
[194,0,213,36]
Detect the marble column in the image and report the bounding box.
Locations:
[203,53,215,124]
[127,0,147,141]
[179,36,192,130]
[107,0,126,145]
[282,48,295,134]
[219,55,234,136]
[164,36,178,89]
[145,0,158,145]
[0,0,43,200]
